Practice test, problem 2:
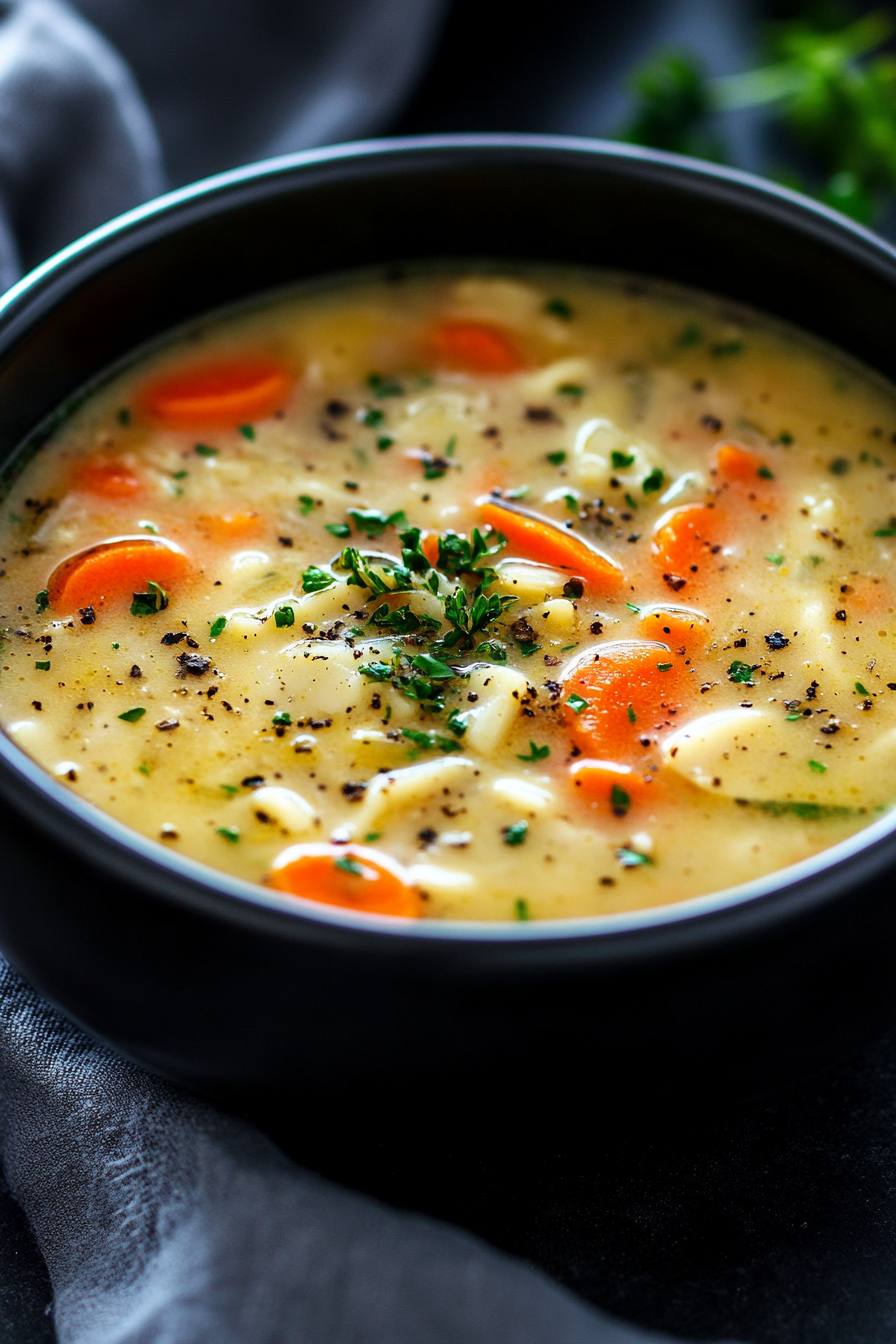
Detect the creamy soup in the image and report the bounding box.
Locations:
[1,267,895,922]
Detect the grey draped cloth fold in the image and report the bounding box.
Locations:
[0,2,742,1339]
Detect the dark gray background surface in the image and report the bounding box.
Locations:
[4,1,896,1339]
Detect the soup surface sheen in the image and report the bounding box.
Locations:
[2,267,895,922]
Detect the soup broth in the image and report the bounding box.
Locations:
[2,266,895,921]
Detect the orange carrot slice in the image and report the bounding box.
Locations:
[196,511,261,541]
[267,843,422,918]
[73,459,142,499]
[562,641,686,762]
[651,503,722,592]
[637,605,710,653]
[420,531,442,567]
[47,537,189,612]
[140,358,292,429]
[431,321,523,374]
[714,443,771,485]
[480,497,623,592]
[569,759,654,808]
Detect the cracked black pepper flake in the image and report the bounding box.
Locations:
[161,631,186,645]
[79,606,95,625]
[765,630,790,650]
[341,781,368,801]
[155,718,179,731]
[176,652,212,677]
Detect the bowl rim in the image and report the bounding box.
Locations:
[3,130,896,956]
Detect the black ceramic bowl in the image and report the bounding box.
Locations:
[2,134,896,1113]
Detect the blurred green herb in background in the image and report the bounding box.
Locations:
[619,4,896,224]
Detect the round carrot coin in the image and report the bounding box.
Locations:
[562,641,687,762]
[73,460,142,499]
[651,503,723,593]
[267,843,422,918]
[431,321,523,374]
[140,358,292,429]
[47,537,189,612]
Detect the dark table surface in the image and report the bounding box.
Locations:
[6,1,896,1339]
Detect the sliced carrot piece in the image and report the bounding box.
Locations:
[714,443,771,485]
[47,537,189,612]
[140,358,292,429]
[73,459,142,499]
[431,321,523,374]
[196,511,261,541]
[267,843,422,918]
[651,503,722,592]
[480,497,623,593]
[569,759,655,808]
[420,531,442,567]
[637,605,710,653]
[562,641,687,762]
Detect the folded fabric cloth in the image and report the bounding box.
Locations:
[0,3,746,1339]
[0,955,697,1344]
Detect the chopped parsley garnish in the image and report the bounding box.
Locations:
[447,709,470,738]
[172,470,188,480]
[364,832,381,843]
[272,711,292,726]
[503,820,529,846]
[347,507,406,538]
[676,322,701,348]
[210,616,227,638]
[610,785,631,814]
[376,435,394,451]
[728,660,754,684]
[514,897,530,920]
[625,601,641,613]
[359,662,392,682]
[766,553,785,566]
[334,854,364,875]
[563,493,578,512]
[138,762,151,776]
[475,640,507,662]
[547,450,567,466]
[829,456,851,475]
[34,661,50,671]
[130,580,168,617]
[274,605,295,628]
[401,728,462,753]
[627,704,637,723]
[617,847,654,867]
[518,641,542,657]
[369,604,439,636]
[444,435,456,457]
[195,443,218,457]
[298,494,316,516]
[139,520,159,534]
[325,522,351,539]
[752,800,851,819]
[657,662,673,671]
[433,527,506,582]
[239,424,255,441]
[611,450,636,469]
[517,741,550,762]
[35,589,49,614]
[219,783,239,795]
[411,652,456,679]
[367,372,404,398]
[757,465,775,480]
[808,759,827,773]
[545,297,572,319]
[711,339,744,357]
[567,692,589,714]
[786,713,801,721]
[557,383,584,397]
[625,493,638,510]
[361,407,385,427]
[442,587,516,651]
[118,707,146,722]
[301,565,335,593]
[217,826,240,842]
[642,467,664,493]
[855,681,870,695]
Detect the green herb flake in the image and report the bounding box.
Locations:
[514,897,530,921]
[239,424,256,441]
[35,589,49,614]
[617,846,654,867]
[808,759,827,773]
[567,692,589,714]
[376,435,394,452]
[875,525,896,537]
[274,605,295,628]
[503,820,529,846]
[34,660,50,671]
[855,680,870,695]
[545,297,572,320]
[447,709,470,739]
[210,616,227,638]
[348,507,406,538]
[676,322,701,348]
[475,640,507,662]
[563,493,578,512]
[217,826,240,843]
[517,741,550,762]
[359,662,392,682]
[334,854,364,875]
[611,450,636,470]
[766,553,785,566]
[219,783,239,796]
[610,784,631,813]
[557,383,585,397]
[130,580,168,617]
[172,470,188,480]
[643,467,664,494]
[118,706,146,722]
[298,494,316,516]
[367,372,404,398]
[138,762,151,776]
[325,522,351,539]
[195,443,218,457]
[627,704,637,723]
[757,465,775,480]
[364,832,381,843]
[411,652,456,679]
[625,493,638,511]
[786,713,802,721]
[657,662,673,671]
[807,555,823,566]
[778,432,793,445]
[362,407,385,428]
[139,520,159,534]
[711,340,744,357]
[301,565,335,594]
[272,711,292,726]
[400,728,462,753]
[111,642,120,650]
[547,450,567,466]
[444,435,457,457]
[829,457,851,475]
[728,660,754,684]
[625,601,641,613]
